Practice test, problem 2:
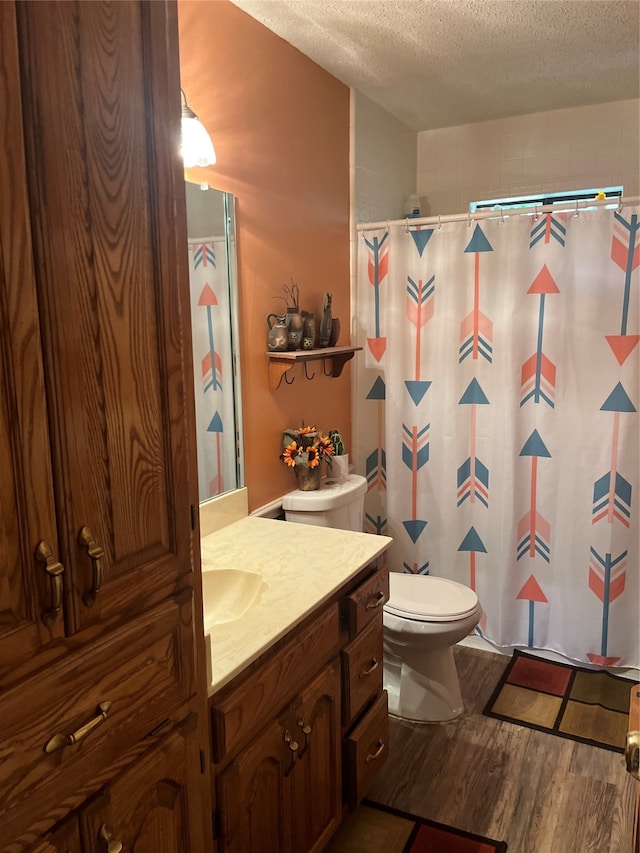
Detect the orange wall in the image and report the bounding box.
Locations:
[178,0,351,512]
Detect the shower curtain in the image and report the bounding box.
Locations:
[188,236,237,502]
[355,206,639,668]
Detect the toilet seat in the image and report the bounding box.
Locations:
[384,573,479,622]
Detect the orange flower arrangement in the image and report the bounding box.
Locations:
[280,425,334,469]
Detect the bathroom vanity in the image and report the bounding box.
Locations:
[201,516,392,852]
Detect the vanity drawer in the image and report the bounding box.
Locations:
[344,566,388,639]
[341,617,383,725]
[344,690,389,809]
[211,602,340,762]
[0,594,193,844]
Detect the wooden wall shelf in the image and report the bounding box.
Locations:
[267,346,362,390]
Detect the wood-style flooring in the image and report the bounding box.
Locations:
[364,645,636,853]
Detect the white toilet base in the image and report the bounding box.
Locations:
[384,643,465,723]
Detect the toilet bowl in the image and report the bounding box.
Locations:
[383,572,482,723]
[282,476,481,723]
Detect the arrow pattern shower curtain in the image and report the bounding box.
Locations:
[355,207,639,667]
[188,236,237,502]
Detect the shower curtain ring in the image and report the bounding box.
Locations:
[617,193,623,213]
[437,214,442,231]
[468,211,472,228]
[534,203,539,222]
[405,217,410,233]
[498,204,504,225]
[574,200,580,218]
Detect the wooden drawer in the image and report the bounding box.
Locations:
[344,566,388,639]
[0,594,194,844]
[344,690,389,809]
[211,602,340,763]
[341,617,383,725]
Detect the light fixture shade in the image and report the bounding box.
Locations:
[181,115,216,167]
[180,89,216,167]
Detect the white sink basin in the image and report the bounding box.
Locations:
[202,569,268,630]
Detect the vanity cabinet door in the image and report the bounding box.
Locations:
[290,660,342,853]
[217,711,292,853]
[26,816,83,853]
[80,722,204,853]
[0,0,62,677]
[16,0,194,636]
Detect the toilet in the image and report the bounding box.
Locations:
[282,473,481,724]
[383,573,482,722]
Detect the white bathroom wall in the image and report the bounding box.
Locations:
[417,98,640,216]
[353,90,417,224]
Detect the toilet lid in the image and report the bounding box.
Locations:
[384,573,479,622]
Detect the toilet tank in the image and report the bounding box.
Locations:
[282,474,366,531]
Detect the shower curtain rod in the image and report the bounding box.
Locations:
[356,194,640,232]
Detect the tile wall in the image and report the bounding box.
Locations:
[417,99,640,216]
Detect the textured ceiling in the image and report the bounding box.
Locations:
[230,0,640,131]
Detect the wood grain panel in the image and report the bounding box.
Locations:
[80,724,201,853]
[211,603,341,763]
[0,1,62,674]
[344,567,388,639]
[341,616,384,726]
[0,594,195,845]
[15,0,193,633]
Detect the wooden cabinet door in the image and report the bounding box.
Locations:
[80,722,204,853]
[27,817,83,853]
[290,661,342,853]
[217,711,292,853]
[0,1,62,677]
[15,0,194,635]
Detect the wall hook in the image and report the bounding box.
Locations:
[303,362,316,380]
[283,370,295,385]
[321,359,333,377]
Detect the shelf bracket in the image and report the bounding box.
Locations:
[268,361,294,391]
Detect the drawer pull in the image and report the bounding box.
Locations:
[365,739,385,763]
[99,824,123,853]
[79,526,105,607]
[36,540,65,626]
[359,657,380,678]
[45,701,112,753]
[365,592,385,610]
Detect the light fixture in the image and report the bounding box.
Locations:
[180,88,216,167]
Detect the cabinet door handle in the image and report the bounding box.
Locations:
[296,715,312,758]
[79,526,104,607]
[365,740,385,763]
[35,540,64,626]
[99,825,123,853]
[45,701,112,753]
[359,657,380,678]
[365,592,385,610]
[284,729,299,752]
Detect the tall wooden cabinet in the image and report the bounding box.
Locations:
[0,2,210,850]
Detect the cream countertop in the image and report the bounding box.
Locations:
[201,515,392,697]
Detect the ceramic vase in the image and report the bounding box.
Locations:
[294,465,321,491]
[328,454,349,482]
[302,312,316,350]
[319,293,332,347]
[286,308,304,350]
[328,317,340,347]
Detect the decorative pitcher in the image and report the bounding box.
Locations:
[267,313,288,352]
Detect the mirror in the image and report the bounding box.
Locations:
[185,181,244,502]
